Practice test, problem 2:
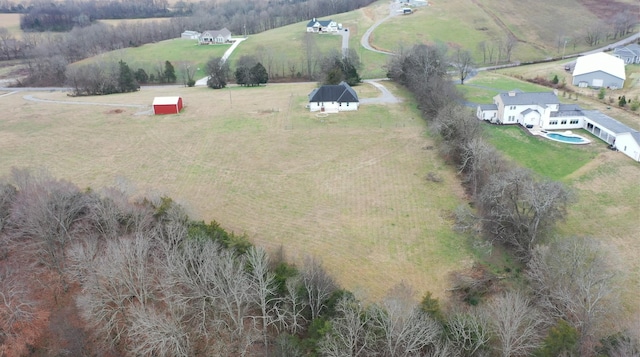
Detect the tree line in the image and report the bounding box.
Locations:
[386,43,638,356]
[0,168,636,355]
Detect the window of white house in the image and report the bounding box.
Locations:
[570,119,579,124]
[561,120,567,124]
[550,120,558,125]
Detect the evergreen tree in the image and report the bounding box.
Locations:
[134,68,148,84]
[118,60,138,93]
[250,62,268,86]
[164,60,176,83]
[618,95,627,107]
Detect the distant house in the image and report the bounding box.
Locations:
[308,82,359,112]
[306,18,340,33]
[199,28,232,45]
[476,90,640,162]
[613,44,640,64]
[572,52,625,89]
[181,30,201,40]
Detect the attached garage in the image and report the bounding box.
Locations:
[153,96,183,115]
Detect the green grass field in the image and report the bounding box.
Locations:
[483,125,600,180]
[0,83,472,301]
[74,38,230,80]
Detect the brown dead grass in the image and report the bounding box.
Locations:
[0,83,469,301]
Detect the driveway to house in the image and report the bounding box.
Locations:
[360,79,401,104]
[195,37,247,86]
[360,2,401,55]
[339,29,350,57]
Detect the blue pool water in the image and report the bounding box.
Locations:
[546,133,587,143]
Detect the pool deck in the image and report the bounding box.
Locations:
[526,126,590,144]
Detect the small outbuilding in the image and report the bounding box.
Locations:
[153,96,183,115]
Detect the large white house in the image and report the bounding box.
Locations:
[572,52,625,89]
[199,28,232,44]
[476,90,640,162]
[308,82,359,112]
[306,18,340,33]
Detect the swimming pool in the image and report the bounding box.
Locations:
[544,132,590,144]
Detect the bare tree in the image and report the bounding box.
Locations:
[370,283,443,357]
[0,267,36,349]
[584,21,607,46]
[0,183,17,232]
[318,296,374,357]
[452,48,475,85]
[301,255,337,320]
[446,307,490,356]
[485,291,547,357]
[502,35,517,63]
[247,246,277,355]
[6,168,87,286]
[527,237,622,356]
[432,103,483,166]
[458,137,507,198]
[272,276,308,334]
[478,168,572,261]
[76,233,157,349]
[127,304,191,357]
[303,32,318,80]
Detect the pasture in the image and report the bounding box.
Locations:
[0,82,471,301]
[0,13,21,38]
[74,38,230,81]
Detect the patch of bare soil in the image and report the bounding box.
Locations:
[106,109,124,114]
[579,0,639,21]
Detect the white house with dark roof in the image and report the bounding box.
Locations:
[613,44,640,64]
[476,90,640,162]
[308,82,359,112]
[199,28,232,44]
[306,18,340,33]
[572,52,625,89]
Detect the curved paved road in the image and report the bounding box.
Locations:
[360,2,401,55]
[360,79,401,104]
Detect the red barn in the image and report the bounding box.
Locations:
[152,96,183,115]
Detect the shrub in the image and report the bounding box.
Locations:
[597,88,605,100]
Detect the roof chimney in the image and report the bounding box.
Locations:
[508,91,516,96]
[313,17,316,22]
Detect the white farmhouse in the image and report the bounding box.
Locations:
[306,18,340,33]
[572,52,625,89]
[308,82,359,112]
[476,90,640,162]
[199,28,232,45]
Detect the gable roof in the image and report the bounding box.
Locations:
[308,82,359,103]
[521,108,540,115]
[613,46,637,58]
[306,18,335,27]
[203,28,231,38]
[153,96,181,105]
[496,91,560,106]
[572,52,626,80]
[625,44,640,56]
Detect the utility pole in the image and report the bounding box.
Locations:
[562,39,568,59]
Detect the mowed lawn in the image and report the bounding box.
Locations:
[0,82,471,301]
